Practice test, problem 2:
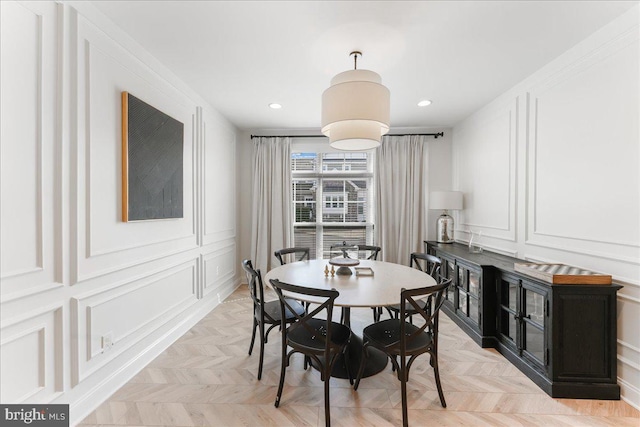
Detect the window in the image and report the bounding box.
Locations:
[292,147,374,259]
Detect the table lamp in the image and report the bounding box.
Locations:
[430,191,463,243]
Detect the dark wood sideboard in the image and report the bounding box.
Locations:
[425,241,621,400]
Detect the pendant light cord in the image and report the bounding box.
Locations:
[350,51,362,70]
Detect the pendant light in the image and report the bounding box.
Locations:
[321,51,390,150]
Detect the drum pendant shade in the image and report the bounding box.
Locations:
[321,57,390,150]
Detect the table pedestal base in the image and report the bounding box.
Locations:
[310,334,388,379]
[308,307,388,379]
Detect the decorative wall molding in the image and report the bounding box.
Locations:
[618,292,640,304]
[454,98,517,243]
[525,238,640,266]
[525,29,640,251]
[0,282,65,305]
[618,377,640,411]
[202,244,236,298]
[71,258,198,383]
[66,285,237,425]
[0,304,63,403]
[0,0,60,299]
[202,110,237,246]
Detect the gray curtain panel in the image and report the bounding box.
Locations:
[250,137,293,273]
[375,135,429,265]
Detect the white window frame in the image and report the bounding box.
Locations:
[291,138,376,259]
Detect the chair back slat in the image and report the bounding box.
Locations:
[269,279,341,351]
[274,247,310,265]
[242,259,280,323]
[358,245,381,260]
[398,278,452,354]
[330,241,381,260]
[242,260,265,306]
[410,252,442,279]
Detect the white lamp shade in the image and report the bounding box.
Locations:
[430,191,463,210]
[321,69,390,150]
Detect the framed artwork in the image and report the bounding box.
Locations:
[121,92,184,221]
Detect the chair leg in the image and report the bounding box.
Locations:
[343,344,354,385]
[257,322,266,380]
[400,368,409,427]
[275,339,287,408]
[400,361,409,427]
[353,344,369,390]
[248,317,258,355]
[432,352,447,408]
[324,364,332,427]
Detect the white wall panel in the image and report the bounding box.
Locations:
[203,108,236,245]
[73,14,198,283]
[72,259,197,382]
[0,0,61,299]
[1,329,44,401]
[527,31,639,252]
[454,99,517,244]
[0,306,62,403]
[203,246,236,297]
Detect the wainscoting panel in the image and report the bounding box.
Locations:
[0,305,62,403]
[203,245,237,298]
[202,108,236,246]
[526,27,639,259]
[73,13,198,283]
[0,1,61,300]
[72,259,197,383]
[453,98,517,243]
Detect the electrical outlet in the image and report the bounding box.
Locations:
[102,332,113,350]
[216,266,220,276]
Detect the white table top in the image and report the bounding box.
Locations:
[264,259,436,308]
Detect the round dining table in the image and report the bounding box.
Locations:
[264,259,437,379]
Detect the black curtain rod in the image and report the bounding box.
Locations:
[251,132,444,139]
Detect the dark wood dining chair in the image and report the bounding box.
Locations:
[329,241,380,260]
[354,277,452,427]
[329,241,357,258]
[384,252,442,322]
[241,260,305,380]
[274,247,310,265]
[269,278,352,427]
[330,241,382,322]
[357,244,381,261]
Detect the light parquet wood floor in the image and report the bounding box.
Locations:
[79,286,639,427]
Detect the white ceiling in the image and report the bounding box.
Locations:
[92,1,637,131]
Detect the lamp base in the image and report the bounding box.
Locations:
[436,212,455,243]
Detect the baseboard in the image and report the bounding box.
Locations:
[619,377,640,411]
[66,279,241,426]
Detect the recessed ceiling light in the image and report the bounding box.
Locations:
[417,100,432,107]
[269,103,282,109]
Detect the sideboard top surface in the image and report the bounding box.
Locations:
[425,241,622,290]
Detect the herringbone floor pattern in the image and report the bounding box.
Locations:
[79,286,639,426]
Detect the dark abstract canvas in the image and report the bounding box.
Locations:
[122,92,184,221]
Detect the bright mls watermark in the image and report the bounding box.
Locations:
[1,404,69,426]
